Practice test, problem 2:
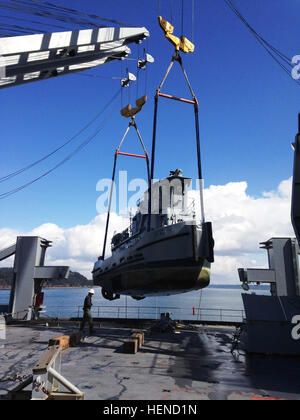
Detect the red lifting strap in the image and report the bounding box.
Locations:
[158,92,196,105]
[100,117,151,260]
[117,151,148,159]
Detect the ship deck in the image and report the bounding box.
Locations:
[1,320,300,401]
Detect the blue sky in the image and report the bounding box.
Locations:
[0,0,299,233]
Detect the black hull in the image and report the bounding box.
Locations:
[93,222,213,300]
[94,257,210,298]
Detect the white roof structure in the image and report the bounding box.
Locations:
[0,26,149,88]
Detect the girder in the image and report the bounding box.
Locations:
[0,26,149,88]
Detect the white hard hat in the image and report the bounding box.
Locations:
[89,289,95,295]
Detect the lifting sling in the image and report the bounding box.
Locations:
[100,117,150,260]
[148,17,205,232]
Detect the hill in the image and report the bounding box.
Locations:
[0,268,92,289]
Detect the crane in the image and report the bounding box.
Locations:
[0,26,149,89]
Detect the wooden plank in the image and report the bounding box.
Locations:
[131,333,143,348]
[7,376,33,401]
[48,335,70,351]
[48,392,84,401]
[138,332,144,345]
[33,345,60,374]
[69,332,83,347]
[8,390,32,401]
[123,339,138,354]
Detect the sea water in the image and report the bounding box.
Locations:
[0,285,269,322]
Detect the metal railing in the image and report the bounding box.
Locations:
[41,305,245,323]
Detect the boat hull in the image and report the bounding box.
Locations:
[94,259,210,298]
[93,222,213,299]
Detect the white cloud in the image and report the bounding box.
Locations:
[189,177,293,283]
[0,177,294,283]
[0,214,129,278]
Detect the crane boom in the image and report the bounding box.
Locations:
[0,26,149,89]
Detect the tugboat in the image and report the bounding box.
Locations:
[93,15,214,301]
[93,169,214,301]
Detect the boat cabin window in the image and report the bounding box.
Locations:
[170,186,174,209]
[159,186,163,214]
[172,189,183,211]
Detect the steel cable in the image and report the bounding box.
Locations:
[0,1,103,29]
[28,0,135,27]
[0,88,121,183]
[0,93,120,199]
[223,0,300,86]
[0,13,74,32]
[225,0,291,66]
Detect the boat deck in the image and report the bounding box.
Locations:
[1,321,300,400]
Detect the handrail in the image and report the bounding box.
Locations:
[42,305,245,323]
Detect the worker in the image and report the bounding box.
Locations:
[80,289,95,335]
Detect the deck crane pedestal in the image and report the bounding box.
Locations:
[238,115,300,355]
[0,237,69,321]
